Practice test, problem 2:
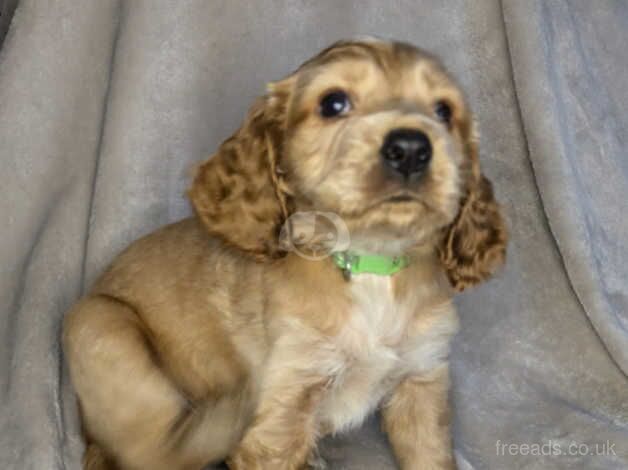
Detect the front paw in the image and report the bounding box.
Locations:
[227,446,263,470]
[306,448,328,470]
[227,445,310,470]
[400,455,457,470]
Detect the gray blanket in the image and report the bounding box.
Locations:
[1,1,626,469]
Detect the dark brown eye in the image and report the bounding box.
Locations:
[434,100,453,124]
[320,91,352,118]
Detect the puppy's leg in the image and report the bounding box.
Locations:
[382,366,456,470]
[228,337,330,470]
[64,295,247,470]
[83,443,118,470]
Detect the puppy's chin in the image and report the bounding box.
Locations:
[341,199,455,255]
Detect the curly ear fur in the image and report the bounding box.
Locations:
[440,175,507,291]
[188,81,293,259]
[439,131,508,291]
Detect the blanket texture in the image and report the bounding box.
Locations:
[1,1,626,469]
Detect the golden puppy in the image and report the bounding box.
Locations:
[64,38,507,470]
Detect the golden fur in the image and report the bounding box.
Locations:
[63,38,507,470]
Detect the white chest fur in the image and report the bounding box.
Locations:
[316,274,458,434]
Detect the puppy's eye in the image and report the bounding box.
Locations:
[434,100,453,124]
[319,91,352,118]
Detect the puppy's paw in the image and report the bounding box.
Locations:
[306,449,328,470]
[226,449,261,470]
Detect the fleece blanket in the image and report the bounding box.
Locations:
[1,1,626,469]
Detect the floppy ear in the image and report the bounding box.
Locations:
[188,79,294,260]
[439,134,508,292]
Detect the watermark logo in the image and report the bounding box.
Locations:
[495,439,617,458]
[279,211,350,260]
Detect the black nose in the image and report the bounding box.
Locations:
[380,128,432,179]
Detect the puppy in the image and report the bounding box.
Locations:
[64,38,507,470]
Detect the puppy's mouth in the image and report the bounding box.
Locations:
[378,191,444,216]
[378,188,429,205]
[385,194,417,203]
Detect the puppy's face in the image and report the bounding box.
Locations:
[279,40,471,251]
[190,39,507,290]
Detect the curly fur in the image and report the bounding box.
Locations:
[64,38,507,470]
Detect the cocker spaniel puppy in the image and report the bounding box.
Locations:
[64,38,507,470]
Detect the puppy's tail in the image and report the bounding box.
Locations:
[83,443,117,470]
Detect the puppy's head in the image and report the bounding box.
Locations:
[190,38,507,289]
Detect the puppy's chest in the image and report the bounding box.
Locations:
[317,274,456,433]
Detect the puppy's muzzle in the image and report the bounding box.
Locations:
[380,128,432,180]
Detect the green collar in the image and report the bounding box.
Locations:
[332,251,410,280]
